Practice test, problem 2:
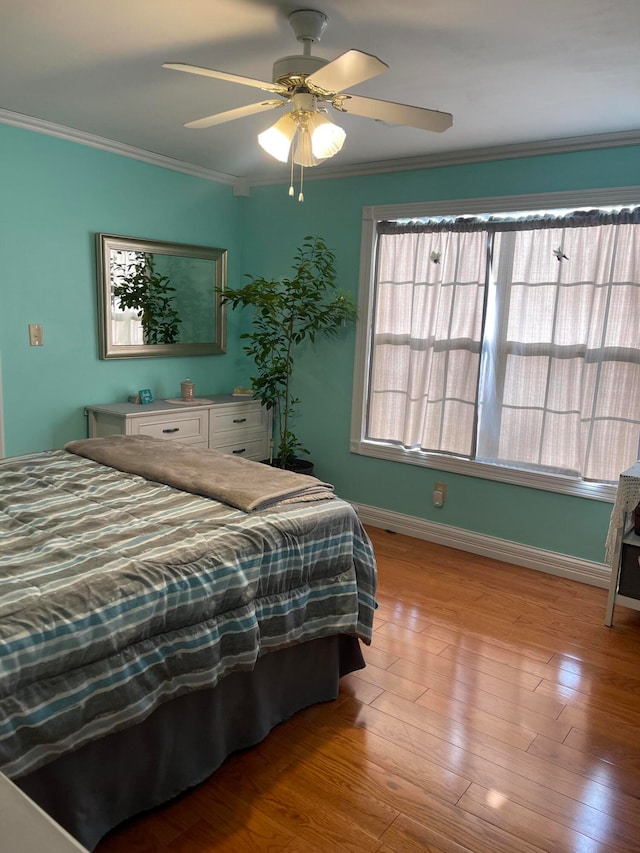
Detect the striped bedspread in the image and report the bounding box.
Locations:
[0,449,377,779]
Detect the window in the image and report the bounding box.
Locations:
[351,190,640,500]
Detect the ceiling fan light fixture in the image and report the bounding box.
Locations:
[293,127,323,168]
[257,113,297,162]
[307,111,346,160]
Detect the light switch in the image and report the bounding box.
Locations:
[29,324,43,346]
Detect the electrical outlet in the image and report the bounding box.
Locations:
[28,324,43,346]
[435,481,447,503]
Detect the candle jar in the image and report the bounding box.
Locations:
[180,379,195,401]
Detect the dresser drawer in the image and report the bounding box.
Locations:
[209,401,270,459]
[210,403,266,435]
[211,434,270,462]
[130,411,209,445]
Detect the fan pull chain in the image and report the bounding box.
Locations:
[288,147,295,197]
[286,142,305,202]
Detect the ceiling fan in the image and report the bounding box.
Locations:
[163,8,453,197]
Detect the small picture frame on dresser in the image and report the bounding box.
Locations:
[138,389,154,405]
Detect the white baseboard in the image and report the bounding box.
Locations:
[351,502,610,589]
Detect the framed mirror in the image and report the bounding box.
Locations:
[96,233,226,359]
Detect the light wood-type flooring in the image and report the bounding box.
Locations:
[95,526,640,852]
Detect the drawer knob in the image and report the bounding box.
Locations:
[232,418,247,423]
[232,448,246,454]
[162,428,180,434]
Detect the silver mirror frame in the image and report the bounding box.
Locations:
[96,233,227,359]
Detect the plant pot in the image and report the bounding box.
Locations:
[272,457,314,476]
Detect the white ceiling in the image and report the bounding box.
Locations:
[2,0,639,183]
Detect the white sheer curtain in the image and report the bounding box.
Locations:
[367,208,640,483]
[478,222,640,481]
[367,229,487,455]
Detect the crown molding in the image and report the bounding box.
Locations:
[247,128,640,187]
[0,108,238,187]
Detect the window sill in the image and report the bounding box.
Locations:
[350,439,616,503]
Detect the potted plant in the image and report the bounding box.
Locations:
[222,236,357,470]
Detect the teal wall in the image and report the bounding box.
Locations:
[0,123,251,454]
[242,146,640,564]
[1,120,637,565]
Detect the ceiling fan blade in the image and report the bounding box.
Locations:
[185,100,284,129]
[337,94,453,133]
[163,62,287,95]
[307,49,388,94]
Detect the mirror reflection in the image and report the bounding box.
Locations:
[97,234,226,359]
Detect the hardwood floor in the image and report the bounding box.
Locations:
[95,526,640,853]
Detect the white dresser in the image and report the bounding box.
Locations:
[85,395,271,462]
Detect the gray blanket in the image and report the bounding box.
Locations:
[65,435,335,512]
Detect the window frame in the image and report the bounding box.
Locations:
[351,185,640,503]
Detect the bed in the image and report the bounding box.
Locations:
[0,437,377,850]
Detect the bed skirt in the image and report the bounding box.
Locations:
[15,634,364,851]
